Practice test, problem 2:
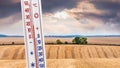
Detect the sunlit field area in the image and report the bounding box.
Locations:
[0,36,120,68]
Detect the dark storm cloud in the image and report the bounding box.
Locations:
[42,0,79,13]
[0,0,13,5]
[83,13,120,26]
[0,0,79,18]
[74,12,120,30]
[89,1,120,25]
[91,1,120,10]
[0,0,20,6]
[72,0,120,24]
[0,2,21,19]
[90,1,120,16]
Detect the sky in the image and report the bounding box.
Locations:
[0,0,120,36]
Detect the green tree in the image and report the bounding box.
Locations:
[72,39,75,44]
[74,37,81,44]
[12,42,15,45]
[64,41,68,44]
[72,37,87,44]
[56,39,63,44]
[80,37,87,44]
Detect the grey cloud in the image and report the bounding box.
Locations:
[0,0,78,18]
[0,3,21,19]
[0,0,20,6]
[0,13,21,26]
[89,1,120,27]
[90,1,120,15]
[42,0,79,13]
[71,0,120,24]
[73,11,120,28]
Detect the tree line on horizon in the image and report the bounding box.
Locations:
[56,37,88,45]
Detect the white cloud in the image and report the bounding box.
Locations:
[0,13,23,35]
[0,20,23,35]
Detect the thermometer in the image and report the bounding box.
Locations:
[21,0,46,68]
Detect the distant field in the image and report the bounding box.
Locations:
[87,37,120,45]
[0,37,24,45]
[0,45,120,60]
[0,37,120,45]
[45,37,120,45]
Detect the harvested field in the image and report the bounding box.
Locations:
[0,45,120,60]
[0,59,120,68]
[0,45,120,68]
[0,45,25,60]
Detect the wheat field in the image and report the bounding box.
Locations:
[46,45,120,59]
[0,45,120,68]
[0,45,120,60]
[0,59,120,68]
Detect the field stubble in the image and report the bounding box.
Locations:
[0,45,120,68]
[0,45,120,59]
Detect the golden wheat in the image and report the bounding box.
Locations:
[0,45,120,59]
